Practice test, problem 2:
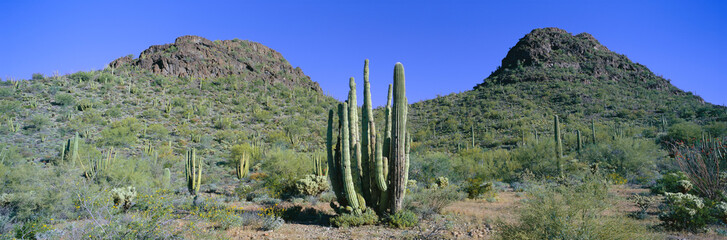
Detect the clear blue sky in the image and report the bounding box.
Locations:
[1,0,725,107]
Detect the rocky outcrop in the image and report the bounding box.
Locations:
[477,27,672,91]
[110,35,321,92]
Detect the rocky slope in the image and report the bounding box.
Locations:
[109,35,322,92]
[408,27,723,151]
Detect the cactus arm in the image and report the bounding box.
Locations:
[341,101,360,213]
[388,62,408,214]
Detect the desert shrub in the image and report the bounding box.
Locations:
[261,216,285,231]
[330,208,379,228]
[405,185,464,218]
[260,148,311,196]
[140,109,160,119]
[99,117,142,146]
[510,138,559,177]
[293,174,329,196]
[28,115,50,131]
[110,186,137,210]
[76,98,94,111]
[54,93,75,106]
[671,138,727,200]
[145,123,169,140]
[409,151,454,183]
[665,122,702,144]
[705,122,727,138]
[658,192,712,231]
[13,219,52,240]
[462,178,494,199]
[630,194,657,219]
[497,179,653,240]
[385,210,419,229]
[104,107,122,118]
[651,171,691,194]
[579,138,665,183]
[70,71,93,82]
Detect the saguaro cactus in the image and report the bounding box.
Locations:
[163,168,171,189]
[185,148,202,196]
[327,61,410,215]
[554,115,563,176]
[576,130,582,153]
[591,119,596,144]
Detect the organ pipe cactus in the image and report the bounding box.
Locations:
[313,155,326,177]
[327,60,410,215]
[185,148,202,196]
[236,153,250,180]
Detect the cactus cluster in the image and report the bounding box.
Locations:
[236,153,250,180]
[313,155,326,177]
[61,132,81,165]
[327,60,410,215]
[185,148,202,196]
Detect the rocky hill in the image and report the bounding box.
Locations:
[109,35,321,92]
[408,27,724,151]
[0,36,335,162]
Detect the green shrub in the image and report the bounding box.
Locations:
[463,178,494,199]
[385,210,419,229]
[665,122,702,144]
[293,174,329,196]
[104,107,122,118]
[658,192,712,232]
[497,179,653,239]
[330,208,379,228]
[405,185,464,217]
[651,171,691,194]
[110,186,137,210]
[54,93,75,106]
[99,117,142,147]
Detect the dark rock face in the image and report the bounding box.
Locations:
[109,35,321,92]
[479,27,671,91]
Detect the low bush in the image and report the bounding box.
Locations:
[293,174,329,196]
[462,178,494,199]
[651,171,691,194]
[658,192,712,232]
[385,210,419,229]
[330,208,379,228]
[497,179,654,239]
[405,185,465,218]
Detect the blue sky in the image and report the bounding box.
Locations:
[1,0,725,107]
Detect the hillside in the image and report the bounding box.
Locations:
[0,36,335,162]
[408,27,726,151]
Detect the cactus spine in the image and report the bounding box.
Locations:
[236,153,250,180]
[185,148,202,196]
[554,115,563,176]
[327,61,410,215]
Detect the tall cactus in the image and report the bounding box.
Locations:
[185,148,202,196]
[340,101,361,214]
[313,154,326,177]
[389,62,408,213]
[554,115,563,176]
[163,168,171,189]
[591,119,597,144]
[236,153,250,180]
[348,77,363,197]
[327,61,410,215]
[576,130,582,153]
